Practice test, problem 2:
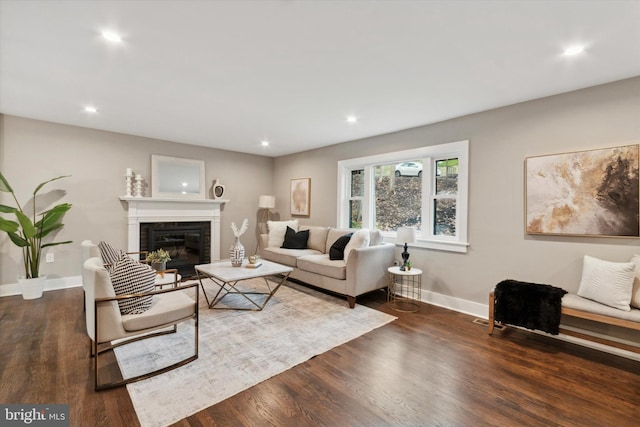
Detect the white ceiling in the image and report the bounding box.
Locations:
[1,1,639,157]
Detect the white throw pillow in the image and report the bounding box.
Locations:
[630,254,640,309]
[369,229,384,246]
[577,255,635,311]
[344,228,370,261]
[267,220,299,248]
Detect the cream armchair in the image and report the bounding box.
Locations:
[83,256,199,391]
[81,240,180,310]
[81,240,100,311]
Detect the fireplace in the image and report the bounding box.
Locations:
[119,197,226,277]
[140,222,210,278]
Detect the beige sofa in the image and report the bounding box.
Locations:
[260,224,395,308]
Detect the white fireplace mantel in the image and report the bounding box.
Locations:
[119,196,228,261]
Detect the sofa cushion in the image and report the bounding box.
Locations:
[631,254,640,309]
[281,226,309,249]
[262,247,321,267]
[329,233,353,260]
[300,225,330,253]
[577,255,635,311]
[297,254,347,280]
[108,256,156,315]
[122,290,195,332]
[563,293,640,322]
[267,220,299,247]
[344,229,370,261]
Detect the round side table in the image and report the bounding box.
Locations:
[387,266,422,312]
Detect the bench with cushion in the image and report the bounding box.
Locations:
[489,254,640,355]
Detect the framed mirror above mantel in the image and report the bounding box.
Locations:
[151,155,206,199]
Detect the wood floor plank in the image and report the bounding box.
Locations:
[1,286,638,426]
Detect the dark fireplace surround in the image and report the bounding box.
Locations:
[140,222,211,278]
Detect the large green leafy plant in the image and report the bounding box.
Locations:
[0,171,72,279]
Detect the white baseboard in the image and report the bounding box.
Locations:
[421,290,640,362]
[421,289,488,319]
[0,276,82,298]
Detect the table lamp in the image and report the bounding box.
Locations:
[396,227,416,271]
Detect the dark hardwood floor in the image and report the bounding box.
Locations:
[1,286,638,426]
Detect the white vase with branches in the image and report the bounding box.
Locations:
[230,218,248,267]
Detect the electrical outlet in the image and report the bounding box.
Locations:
[46,253,54,263]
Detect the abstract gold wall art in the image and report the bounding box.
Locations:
[526,145,639,237]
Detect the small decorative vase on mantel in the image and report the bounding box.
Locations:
[230,238,245,267]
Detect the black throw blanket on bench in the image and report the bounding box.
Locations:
[494,279,568,335]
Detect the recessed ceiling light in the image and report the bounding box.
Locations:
[84,106,98,113]
[261,140,270,147]
[563,45,585,56]
[346,115,358,123]
[101,30,123,43]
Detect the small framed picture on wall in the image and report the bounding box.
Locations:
[290,178,311,216]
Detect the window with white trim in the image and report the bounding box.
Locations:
[337,140,469,253]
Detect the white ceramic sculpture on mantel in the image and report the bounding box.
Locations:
[212,179,225,200]
[125,168,134,197]
[134,174,145,197]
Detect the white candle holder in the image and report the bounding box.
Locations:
[125,171,134,197]
[134,174,144,198]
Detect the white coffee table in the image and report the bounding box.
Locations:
[195,259,293,310]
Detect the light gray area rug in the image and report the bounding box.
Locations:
[114,279,396,427]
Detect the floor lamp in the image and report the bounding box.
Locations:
[256,195,275,254]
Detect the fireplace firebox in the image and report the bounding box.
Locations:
[140,222,210,278]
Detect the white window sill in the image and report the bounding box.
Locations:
[384,236,469,253]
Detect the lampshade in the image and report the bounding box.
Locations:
[258,195,276,209]
[396,227,416,244]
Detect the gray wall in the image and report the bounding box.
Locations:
[1,76,638,319]
[0,115,273,287]
[273,77,640,308]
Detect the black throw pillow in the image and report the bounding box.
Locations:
[329,233,353,260]
[281,226,310,249]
